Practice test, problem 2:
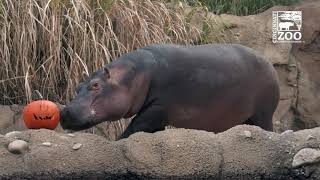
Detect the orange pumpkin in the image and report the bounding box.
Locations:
[23,100,60,130]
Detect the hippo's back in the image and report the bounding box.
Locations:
[143,44,277,100]
[141,44,279,132]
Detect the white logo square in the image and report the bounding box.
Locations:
[272,11,303,43]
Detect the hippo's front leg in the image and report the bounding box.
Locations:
[118,105,166,140]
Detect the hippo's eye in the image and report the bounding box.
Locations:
[90,82,100,90]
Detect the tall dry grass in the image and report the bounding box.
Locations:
[0,0,201,105]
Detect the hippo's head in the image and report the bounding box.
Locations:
[60,67,132,131]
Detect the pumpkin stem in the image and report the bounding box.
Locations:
[33,90,43,100]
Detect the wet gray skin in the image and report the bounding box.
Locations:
[60,44,279,139]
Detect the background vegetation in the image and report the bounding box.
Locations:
[182,0,301,15]
[0,0,202,105]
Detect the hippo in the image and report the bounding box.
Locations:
[60,44,280,139]
[278,21,295,31]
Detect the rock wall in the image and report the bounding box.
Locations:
[291,1,320,130]
[199,0,320,132]
[0,105,25,134]
[1,125,320,179]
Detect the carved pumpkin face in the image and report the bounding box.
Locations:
[23,100,60,130]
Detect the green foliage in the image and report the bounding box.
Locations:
[183,0,301,15]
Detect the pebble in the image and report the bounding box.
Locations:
[292,148,320,168]
[42,142,52,147]
[67,133,75,137]
[5,131,23,139]
[72,143,82,150]
[8,140,29,154]
[244,130,252,138]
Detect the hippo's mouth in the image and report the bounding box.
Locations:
[60,119,96,131]
[60,106,97,131]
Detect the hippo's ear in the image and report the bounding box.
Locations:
[104,66,110,79]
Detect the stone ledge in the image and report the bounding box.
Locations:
[1,125,320,179]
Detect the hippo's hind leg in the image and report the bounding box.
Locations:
[118,105,166,140]
[245,111,274,131]
[245,82,279,132]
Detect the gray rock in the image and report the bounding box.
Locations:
[0,105,26,135]
[67,133,75,137]
[7,140,29,154]
[0,106,15,131]
[72,143,82,150]
[292,148,320,168]
[4,131,30,142]
[5,131,22,139]
[243,130,252,138]
[42,142,52,147]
